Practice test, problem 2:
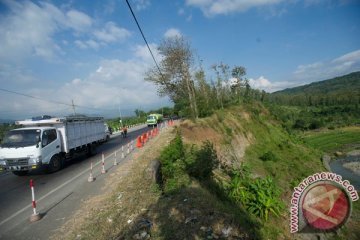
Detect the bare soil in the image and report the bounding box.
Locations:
[51,121,257,239]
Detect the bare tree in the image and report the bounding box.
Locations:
[145,36,198,119]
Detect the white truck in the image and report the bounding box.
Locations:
[0,115,107,176]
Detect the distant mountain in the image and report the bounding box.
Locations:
[0,119,15,124]
[273,71,360,96]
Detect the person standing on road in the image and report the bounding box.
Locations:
[122,126,127,138]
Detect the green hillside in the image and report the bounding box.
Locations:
[269,71,360,107]
[273,71,360,95]
[266,72,360,130]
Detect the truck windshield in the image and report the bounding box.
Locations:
[1,129,41,148]
[147,116,155,120]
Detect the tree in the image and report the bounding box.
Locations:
[211,63,230,108]
[211,64,248,106]
[194,68,213,117]
[145,36,198,119]
[134,109,145,118]
[231,66,246,102]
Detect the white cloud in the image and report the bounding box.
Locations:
[93,22,131,43]
[74,40,87,49]
[0,44,170,119]
[178,8,185,15]
[134,43,161,62]
[249,76,271,89]
[164,28,182,38]
[65,10,92,32]
[133,0,151,11]
[294,62,324,75]
[178,7,193,21]
[248,76,294,92]
[332,50,360,63]
[293,49,360,82]
[250,49,360,93]
[103,0,117,14]
[0,1,131,61]
[0,64,35,84]
[0,1,63,61]
[54,57,164,113]
[186,0,284,16]
[86,39,101,50]
[186,0,352,17]
[303,0,347,7]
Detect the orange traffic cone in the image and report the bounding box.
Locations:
[143,133,147,144]
[141,135,144,144]
[136,136,142,148]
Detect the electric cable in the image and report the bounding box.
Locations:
[125,0,164,78]
[0,87,113,111]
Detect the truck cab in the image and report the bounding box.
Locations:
[0,127,61,175]
[0,115,106,176]
[147,113,163,127]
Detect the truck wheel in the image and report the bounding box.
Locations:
[87,144,95,157]
[48,155,62,173]
[12,171,29,176]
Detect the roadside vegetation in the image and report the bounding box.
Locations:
[51,36,359,239]
[105,107,174,131]
[0,123,17,141]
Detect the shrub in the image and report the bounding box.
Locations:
[224,125,233,137]
[293,119,307,130]
[309,119,324,130]
[186,141,219,180]
[260,151,278,162]
[229,174,283,221]
[159,132,188,193]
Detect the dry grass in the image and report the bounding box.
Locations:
[51,121,258,239]
[51,126,176,240]
[180,112,252,170]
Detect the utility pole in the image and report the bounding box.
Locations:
[71,99,76,115]
[118,97,123,128]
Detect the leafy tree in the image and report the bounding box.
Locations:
[134,109,145,118]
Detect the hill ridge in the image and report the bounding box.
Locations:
[273,71,360,95]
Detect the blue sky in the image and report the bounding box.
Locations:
[0,0,359,119]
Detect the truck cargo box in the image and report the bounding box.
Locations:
[16,116,106,153]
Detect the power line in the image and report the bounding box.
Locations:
[0,87,111,112]
[125,0,164,77]
[0,87,71,106]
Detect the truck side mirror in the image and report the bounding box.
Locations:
[36,136,41,148]
[42,136,48,147]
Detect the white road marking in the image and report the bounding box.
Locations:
[0,151,117,227]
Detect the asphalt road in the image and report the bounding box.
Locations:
[0,124,152,240]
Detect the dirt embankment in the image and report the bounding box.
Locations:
[51,126,176,240]
[51,121,257,239]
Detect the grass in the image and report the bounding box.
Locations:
[51,104,360,240]
[303,126,360,152]
[181,103,359,239]
[51,124,259,240]
[180,104,327,238]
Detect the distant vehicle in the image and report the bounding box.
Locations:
[104,123,112,141]
[147,113,163,127]
[0,115,107,176]
[170,115,180,120]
